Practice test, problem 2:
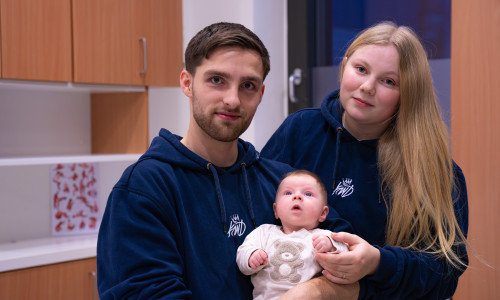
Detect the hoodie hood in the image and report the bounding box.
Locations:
[320,89,344,129]
[319,90,347,189]
[320,89,378,146]
[140,128,260,233]
[142,128,260,174]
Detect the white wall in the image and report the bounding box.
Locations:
[252,0,288,150]
[149,0,288,151]
[0,89,91,157]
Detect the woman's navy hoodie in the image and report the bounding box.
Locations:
[97,129,296,299]
[261,90,469,300]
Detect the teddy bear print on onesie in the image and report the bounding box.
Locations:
[269,240,305,283]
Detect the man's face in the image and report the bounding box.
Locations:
[181,47,265,143]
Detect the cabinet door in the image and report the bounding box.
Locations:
[0,0,72,81]
[132,0,183,86]
[72,0,182,86]
[72,0,136,85]
[0,258,99,300]
[91,91,149,154]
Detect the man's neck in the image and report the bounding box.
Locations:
[181,131,239,167]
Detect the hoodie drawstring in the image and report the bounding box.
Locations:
[207,162,257,234]
[240,163,257,229]
[332,126,343,190]
[207,163,227,233]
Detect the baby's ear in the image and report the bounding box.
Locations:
[318,205,329,222]
[273,202,279,219]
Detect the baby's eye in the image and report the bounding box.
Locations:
[305,192,312,197]
[285,191,292,195]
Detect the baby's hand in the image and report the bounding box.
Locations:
[249,249,268,269]
[312,234,335,253]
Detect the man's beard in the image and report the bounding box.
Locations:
[191,91,253,143]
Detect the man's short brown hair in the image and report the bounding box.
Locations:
[184,22,270,80]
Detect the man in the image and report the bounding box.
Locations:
[97,22,293,299]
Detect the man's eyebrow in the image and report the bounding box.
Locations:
[204,70,230,79]
[203,70,263,84]
[241,75,263,84]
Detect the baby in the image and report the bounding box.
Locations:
[236,170,348,300]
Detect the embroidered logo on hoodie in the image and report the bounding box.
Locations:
[227,214,246,238]
[332,178,354,198]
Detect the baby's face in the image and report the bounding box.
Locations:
[274,174,328,233]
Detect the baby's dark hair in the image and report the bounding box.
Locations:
[278,170,328,205]
[184,22,270,79]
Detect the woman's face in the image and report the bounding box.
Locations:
[340,44,400,140]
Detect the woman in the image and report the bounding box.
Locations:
[262,22,469,299]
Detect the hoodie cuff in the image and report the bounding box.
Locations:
[364,245,399,285]
[358,277,372,300]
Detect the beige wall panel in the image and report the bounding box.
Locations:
[451,0,500,298]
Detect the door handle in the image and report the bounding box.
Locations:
[288,68,302,103]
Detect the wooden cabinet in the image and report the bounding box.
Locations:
[0,0,180,287]
[131,0,183,86]
[0,258,99,300]
[0,0,73,82]
[0,0,181,154]
[0,0,181,85]
[91,91,149,154]
[72,0,183,86]
[71,0,134,85]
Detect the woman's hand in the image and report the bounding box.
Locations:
[315,232,380,284]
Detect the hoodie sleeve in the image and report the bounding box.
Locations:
[97,180,190,299]
[359,164,469,300]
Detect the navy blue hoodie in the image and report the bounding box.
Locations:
[97,129,296,299]
[261,90,469,299]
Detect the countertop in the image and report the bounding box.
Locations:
[0,235,97,272]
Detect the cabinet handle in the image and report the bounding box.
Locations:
[89,271,97,300]
[139,37,147,75]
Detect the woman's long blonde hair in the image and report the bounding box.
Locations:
[340,22,468,269]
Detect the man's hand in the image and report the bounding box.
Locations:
[277,276,359,300]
